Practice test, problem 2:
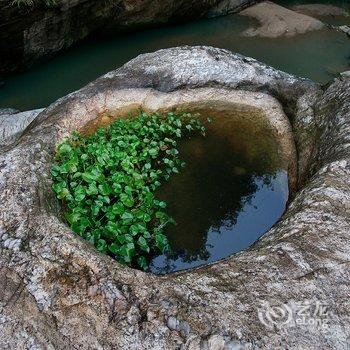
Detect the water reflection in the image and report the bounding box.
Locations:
[149,116,289,274]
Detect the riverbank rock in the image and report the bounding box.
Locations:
[0,0,257,77]
[291,4,347,18]
[0,108,19,116]
[1,46,350,349]
[240,1,324,38]
[206,0,259,17]
[0,108,44,149]
[337,25,350,37]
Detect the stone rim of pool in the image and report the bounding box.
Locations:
[54,87,298,273]
[1,46,349,349]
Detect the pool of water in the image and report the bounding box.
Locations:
[149,115,289,274]
[0,2,349,111]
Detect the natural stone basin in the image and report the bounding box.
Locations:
[1,47,349,349]
[57,88,296,274]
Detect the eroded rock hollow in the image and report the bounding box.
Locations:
[0,46,349,349]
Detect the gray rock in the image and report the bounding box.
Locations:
[338,25,350,37]
[167,316,180,331]
[224,340,245,350]
[0,108,20,116]
[178,320,191,337]
[240,1,324,38]
[328,24,350,38]
[0,46,349,349]
[206,0,257,17]
[0,108,44,149]
[340,70,350,79]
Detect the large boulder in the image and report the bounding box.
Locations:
[0,46,349,349]
[240,1,324,38]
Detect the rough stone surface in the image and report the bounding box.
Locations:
[0,0,256,77]
[1,46,350,349]
[240,1,324,38]
[0,108,44,149]
[337,25,350,37]
[0,108,19,116]
[206,0,258,17]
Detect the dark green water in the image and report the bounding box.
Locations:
[149,115,289,274]
[0,2,349,111]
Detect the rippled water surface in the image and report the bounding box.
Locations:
[0,1,349,110]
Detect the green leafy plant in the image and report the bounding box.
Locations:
[52,111,206,270]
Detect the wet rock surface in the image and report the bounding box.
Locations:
[0,46,349,349]
[240,1,324,38]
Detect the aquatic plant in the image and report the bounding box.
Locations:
[51,111,206,270]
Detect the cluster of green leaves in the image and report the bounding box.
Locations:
[52,111,206,270]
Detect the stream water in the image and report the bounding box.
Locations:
[0,1,349,111]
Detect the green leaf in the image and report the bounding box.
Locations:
[97,239,107,253]
[86,183,98,195]
[137,256,148,270]
[98,183,111,196]
[119,243,135,263]
[117,234,133,244]
[51,110,206,269]
[148,148,158,157]
[51,165,61,177]
[143,213,151,222]
[112,202,124,215]
[137,236,150,253]
[82,172,95,183]
[58,188,69,199]
[156,233,170,253]
[121,212,133,221]
[109,243,119,255]
[106,221,119,234]
[65,212,80,225]
[130,224,139,236]
[120,193,134,207]
[58,143,72,156]
[74,186,86,201]
[92,204,100,216]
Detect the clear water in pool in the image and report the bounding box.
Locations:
[149,115,289,274]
